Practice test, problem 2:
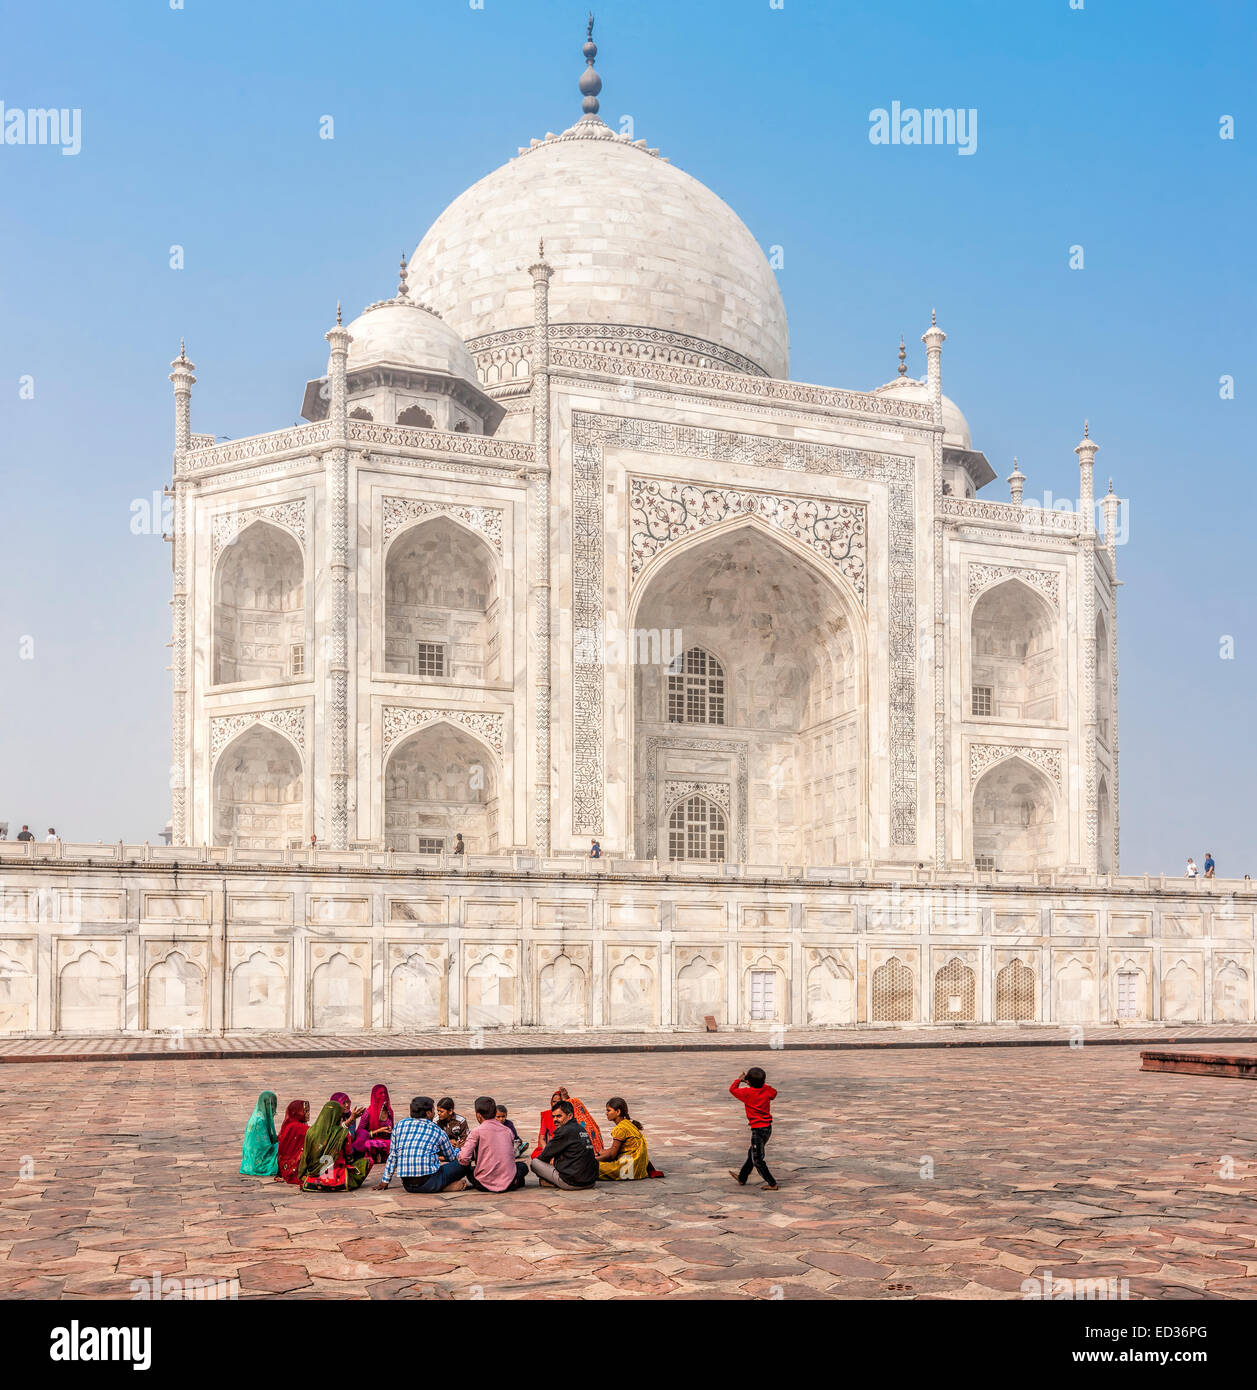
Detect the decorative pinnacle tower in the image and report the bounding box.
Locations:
[1008,456,1026,505]
[897,334,907,376]
[1075,419,1098,535]
[579,13,602,116]
[921,309,945,401]
[169,339,196,454]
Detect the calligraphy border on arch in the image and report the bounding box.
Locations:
[570,412,918,845]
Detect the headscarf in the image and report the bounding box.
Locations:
[275,1099,309,1183]
[239,1091,279,1176]
[329,1092,351,1109]
[299,1100,347,1180]
[363,1084,393,1133]
[551,1086,604,1156]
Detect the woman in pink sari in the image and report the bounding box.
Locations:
[352,1083,394,1163]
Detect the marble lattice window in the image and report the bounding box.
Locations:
[995,959,1036,1021]
[289,643,305,677]
[871,957,914,1023]
[974,853,995,872]
[667,647,726,725]
[415,641,446,678]
[416,837,444,855]
[933,957,976,1022]
[667,795,727,862]
[971,684,992,717]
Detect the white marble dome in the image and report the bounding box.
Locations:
[874,375,972,449]
[345,298,479,383]
[410,116,790,380]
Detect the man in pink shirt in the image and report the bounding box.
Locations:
[459,1096,529,1192]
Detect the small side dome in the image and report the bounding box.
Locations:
[301,258,503,431]
[872,375,971,449]
[345,299,479,383]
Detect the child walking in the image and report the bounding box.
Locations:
[728,1066,779,1191]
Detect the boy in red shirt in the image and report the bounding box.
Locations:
[728,1066,779,1190]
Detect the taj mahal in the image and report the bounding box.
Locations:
[1,25,1252,1038]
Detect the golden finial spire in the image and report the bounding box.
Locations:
[931,307,937,326]
[336,300,342,325]
[178,337,187,363]
[539,237,545,260]
[897,334,907,376]
[1084,418,1090,438]
[398,253,410,299]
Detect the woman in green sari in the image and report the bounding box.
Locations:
[299,1097,370,1192]
[239,1090,280,1176]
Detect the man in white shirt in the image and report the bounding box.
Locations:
[45,829,59,843]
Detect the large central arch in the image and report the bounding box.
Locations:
[628,518,868,865]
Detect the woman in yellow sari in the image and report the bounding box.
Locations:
[596,1097,650,1181]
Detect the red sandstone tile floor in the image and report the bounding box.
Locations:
[3,1044,1256,1300]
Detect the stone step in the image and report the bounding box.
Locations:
[1140,1050,1257,1079]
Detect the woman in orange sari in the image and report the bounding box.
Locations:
[532,1086,603,1159]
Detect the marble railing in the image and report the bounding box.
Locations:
[0,840,1248,898]
[941,494,1086,535]
[175,418,537,477]
[179,421,333,473]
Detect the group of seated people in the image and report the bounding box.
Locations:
[239,1083,660,1193]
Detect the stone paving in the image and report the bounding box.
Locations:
[3,1044,1257,1300]
[4,1021,1256,1062]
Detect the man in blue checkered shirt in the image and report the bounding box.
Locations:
[377,1095,468,1193]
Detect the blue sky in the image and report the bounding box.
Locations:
[0,0,1252,872]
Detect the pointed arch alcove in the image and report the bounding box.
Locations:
[212,520,306,687]
[970,578,1059,722]
[972,756,1062,872]
[383,721,500,854]
[383,515,500,683]
[212,724,305,850]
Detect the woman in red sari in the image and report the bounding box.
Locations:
[532,1086,604,1159]
[275,1099,310,1184]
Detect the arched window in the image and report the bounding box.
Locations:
[397,404,434,428]
[452,420,471,433]
[667,795,727,862]
[667,647,726,725]
[349,406,373,421]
